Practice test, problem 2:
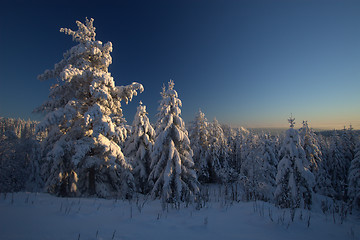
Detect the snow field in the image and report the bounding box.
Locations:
[0,192,359,240]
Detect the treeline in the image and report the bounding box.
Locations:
[0,115,359,208]
[0,117,40,192]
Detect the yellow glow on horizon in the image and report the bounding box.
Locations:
[228,118,360,130]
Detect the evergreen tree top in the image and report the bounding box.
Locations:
[302,120,308,128]
[60,17,96,43]
[288,114,295,128]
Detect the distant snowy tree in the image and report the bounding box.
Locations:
[275,116,315,209]
[348,142,360,209]
[239,131,256,169]
[327,132,349,200]
[238,133,277,201]
[0,118,40,192]
[341,126,356,165]
[239,132,258,198]
[299,121,322,172]
[338,126,355,200]
[315,156,336,198]
[124,102,155,194]
[0,131,27,192]
[232,127,250,173]
[313,132,338,197]
[0,117,38,140]
[35,18,143,198]
[188,110,210,183]
[149,80,199,203]
[257,134,279,200]
[206,118,232,183]
[222,124,239,176]
[26,140,43,192]
[238,130,261,177]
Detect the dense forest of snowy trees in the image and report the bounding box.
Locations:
[1,115,359,209]
[1,19,360,211]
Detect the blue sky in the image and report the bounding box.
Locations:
[1,0,359,129]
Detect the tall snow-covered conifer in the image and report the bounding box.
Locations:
[35,18,143,198]
[188,110,210,183]
[124,102,155,194]
[275,116,314,209]
[149,80,199,203]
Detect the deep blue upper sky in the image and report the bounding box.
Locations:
[1,0,359,129]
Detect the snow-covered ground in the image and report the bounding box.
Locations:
[0,192,359,240]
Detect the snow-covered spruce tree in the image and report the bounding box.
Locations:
[231,127,250,174]
[257,134,278,201]
[348,142,360,209]
[336,126,356,201]
[327,131,348,200]
[238,130,259,175]
[314,134,335,197]
[222,124,240,177]
[274,116,315,209]
[315,157,336,198]
[35,18,143,198]
[124,102,155,194]
[188,109,210,183]
[239,132,259,200]
[238,132,277,201]
[149,80,199,203]
[299,121,322,172]
[205,118,232,183]
[341,125,356,166]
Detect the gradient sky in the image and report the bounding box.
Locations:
[1,0,359,129]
